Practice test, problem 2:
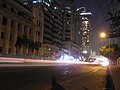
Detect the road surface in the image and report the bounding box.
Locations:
[0,63,107,90]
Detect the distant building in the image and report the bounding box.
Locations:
[77,7,92,55]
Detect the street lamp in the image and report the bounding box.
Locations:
[100,32,110,48]
[99,32,111,62]
[100,32,106,38]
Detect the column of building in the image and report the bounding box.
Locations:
[25,26,30,55]
[3,18,11,54]
[18,24,24,55]
[31,28,36,55]
[0,15,3,50]
[10,21,18,55]
[23,26,27,55]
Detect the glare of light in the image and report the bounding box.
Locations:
[64,54,70,60]
[95,56,109,66]
[100,32,106,38]
[33,1,37,3]
[84,21,89,24]
[54,7,57,10]
[83,50,87,54]
[80,12,92,15]
[101,61,109,66]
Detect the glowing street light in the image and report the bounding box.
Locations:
[100,32,106,38]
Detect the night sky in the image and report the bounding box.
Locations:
[75,0,110,52]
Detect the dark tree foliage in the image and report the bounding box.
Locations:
[107,0,120,38]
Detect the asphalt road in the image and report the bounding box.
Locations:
[0,64,107,90]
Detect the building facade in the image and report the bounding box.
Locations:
[0,0,44,56]
[62,0,81,58]
[20,0,64,57]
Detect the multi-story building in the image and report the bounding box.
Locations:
[20,0,64,57]
[32,5,44,55]
[62,0,81,58]
[81,16,90,53]
[0,0,92,59]
[0,0,32,55]
[0,0,44,56]
[77,8,92,55]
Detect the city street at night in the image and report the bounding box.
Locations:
[0,63,107,90]
[1,0,120,90]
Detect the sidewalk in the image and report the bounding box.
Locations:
[110,66,120,90]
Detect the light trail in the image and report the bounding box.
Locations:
[0,57,100,65]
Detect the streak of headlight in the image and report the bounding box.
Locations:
[0,57,99,65]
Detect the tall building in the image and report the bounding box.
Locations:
[20,0,64,57]
[62,0,81,58]
[81,15,90,53]
[78,8,92,55]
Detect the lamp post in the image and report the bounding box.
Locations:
[100,32,106,38]
[100,32,110,48]
[100,32,111,64]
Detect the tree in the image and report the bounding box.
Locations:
[107,0,120,38]
[99,46,114,58]
[99,44,120,65]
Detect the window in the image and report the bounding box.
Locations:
[8,48,10,54]
[11,8,14,12]
[39,21,40,26]
[2,17,7,25]
[36,31,37,36]
[9,34,11,41]
[3,3,7,8]
[18,24,20,30]
[29,29,31,34]
[39,14,41,17]
[38,32,40,36]
[33,1,37,3]
[0,47,2,53]
[1,32,4,39]
[11,20,13,28]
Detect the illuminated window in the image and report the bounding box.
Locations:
[65,7,71,9]
[67,10,71,13]
[23,2,28,5]
[54,7,57,10]
[33,0,37,3]
[49,0,52,2]
[38,0,42,2]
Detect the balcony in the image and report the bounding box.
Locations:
[43,33,52,40]
[54,23,59,28]
[44,15,49,21]
[44,27,52,34]
[53,33,62,39]
[44,21,53,29]
[45,11,53,18]
[53,38,62,44]
[54,19,62,26]
[43,39,52,44]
